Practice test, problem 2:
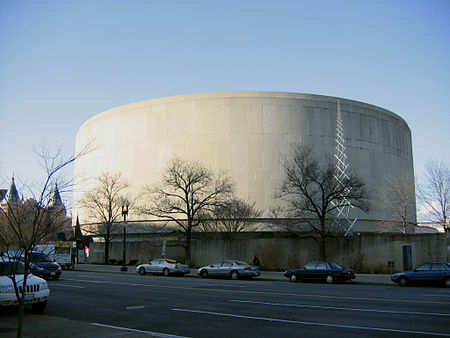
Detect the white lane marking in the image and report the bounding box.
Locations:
[91,323,189,337]
[199,283,247,288]
[423,294,450,298]
[126,305,146,310]
[230,299,450,317]
[172,308,450,336]
[50,284,85,289]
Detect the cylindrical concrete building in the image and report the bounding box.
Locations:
[73,91,415,231]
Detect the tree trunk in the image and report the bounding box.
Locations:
[318,235,327,261]
[185,229,192,266]
[17,301,24,338]
[104,238,109,265]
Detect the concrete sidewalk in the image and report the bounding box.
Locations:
[72,263,393,285]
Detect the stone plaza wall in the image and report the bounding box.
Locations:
[87,233,447,274]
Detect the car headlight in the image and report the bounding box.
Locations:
[0,285,15,293]
[39,282,48,290]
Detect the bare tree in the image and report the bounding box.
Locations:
[79,172,129,265]
[274,145,370,260]
[417,160,450,229]
[140,157,235,266]
[378,174,416,234]
[0,143,90,337]
[202,198,262,233]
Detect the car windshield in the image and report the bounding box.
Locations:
[415,263,431,271]
[431,263,450,271]
[329,262,343,269]
[165,259,177,264]
[304,262,317,269]
[29,253,53,263]
[0,261,25,275]
[234,261,250,266]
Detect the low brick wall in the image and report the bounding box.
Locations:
[87,232,447,274]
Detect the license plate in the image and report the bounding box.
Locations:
[51,272,56,275]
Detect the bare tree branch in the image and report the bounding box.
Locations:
[201,198,262,233]
[79,172,130,264]
[0,142,91,336]
[139,157,235,265]
[378,174,416,234]
[417,160,450,231]
[274,145,370,259]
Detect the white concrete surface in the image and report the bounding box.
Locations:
[73,92,415,231]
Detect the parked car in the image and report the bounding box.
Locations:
[23,252,62,280]
[197,260,260,280]
[0,259,50,312]
[136,259,189,276]
[284,261,355,284]
[391,262,450,287]
[34,243,75,270]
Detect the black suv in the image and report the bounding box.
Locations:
[25,251,62,280]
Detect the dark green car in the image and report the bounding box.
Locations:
[284,261,355,284]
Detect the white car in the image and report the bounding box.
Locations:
[136,258,190,276]
[0,259,50,312]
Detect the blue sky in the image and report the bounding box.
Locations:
[1,0,449,206]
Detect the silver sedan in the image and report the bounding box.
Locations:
[136,259,189,276]
[197,260,260,280]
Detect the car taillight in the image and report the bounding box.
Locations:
[244,267,251,270]
[341,271,348,274]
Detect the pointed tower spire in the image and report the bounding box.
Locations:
[49,183,63,207]
[7,176,20,203]
[74,215,83,240]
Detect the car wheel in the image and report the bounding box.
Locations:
[31,300,47,313]
[443,277,450,288]
[200,270,209,278]
[139,267,146,275]
[230,270,239,280]
[325,275,334,284]
[162,268,170,277]
[399,277,408,287]
[289,274,297,282]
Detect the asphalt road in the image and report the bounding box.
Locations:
[2,271,450,337]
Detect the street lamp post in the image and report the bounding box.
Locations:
[120,202,129,271]
[445,216,449,262]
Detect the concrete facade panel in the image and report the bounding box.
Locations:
[73,92,416,230]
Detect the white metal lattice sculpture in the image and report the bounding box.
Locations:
[332,100,357,236]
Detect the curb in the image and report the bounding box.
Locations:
[71,264,393,285]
